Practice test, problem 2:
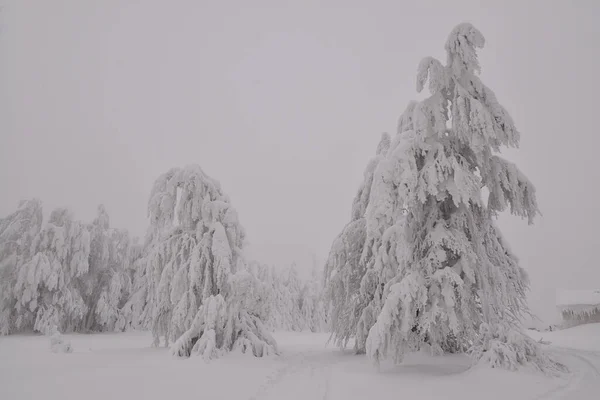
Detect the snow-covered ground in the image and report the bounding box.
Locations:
[0,327,598,400]
[527,323,600,399]
[527,323,600,352]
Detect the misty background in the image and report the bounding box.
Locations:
[1,0,598,325]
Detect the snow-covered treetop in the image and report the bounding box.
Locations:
[444,23,485,76]
[0,199,44,247]
[94,204,110,231]
[350,133,391,221]
[412,22,537,224]
[35,207,91,278]
[147,165,244,249]
[417,22,519,150]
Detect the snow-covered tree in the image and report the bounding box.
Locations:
[143,165,277,359]
[265,266,287,330]
[260,261,328,333]
[49,325,73,353]
[246,260,276,328]
[95,228,139,331]
[79,205,111,331]
[324,133,392,352]
[364,23,563,373]
[283,263,304,331]
[301,261,328,333]
[13,208,91,334]
[116,238,147,330]
[0,199,44,334]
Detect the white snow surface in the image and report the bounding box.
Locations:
[526,324,600,399]
[3,329,599,400]
[528,323,600,353]
[556,289,600,307]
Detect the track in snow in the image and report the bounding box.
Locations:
[248,349,344,400]
[536,347,600,400]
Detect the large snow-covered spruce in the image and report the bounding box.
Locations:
[365,23,564,373]
[324,23,562,374]
[143,165,277,359]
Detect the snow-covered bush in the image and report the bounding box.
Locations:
[470,323,565,375]
[142,165,277,359]
[49,325,73,353]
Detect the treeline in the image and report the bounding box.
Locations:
[0,199,328,338]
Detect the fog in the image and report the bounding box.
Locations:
[1,0,598,325]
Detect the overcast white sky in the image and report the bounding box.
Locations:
[1,0,598,324]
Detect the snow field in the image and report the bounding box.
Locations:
[0,330,572,400]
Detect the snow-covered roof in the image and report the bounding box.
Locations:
[556,289,600,307]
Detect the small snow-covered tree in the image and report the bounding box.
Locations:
[283,263,304,331]
[14,208,90,334]
[324,133,392,352]
[354,126,416,353]
[265,266,287,330]
[246,260,275,327]
[0,199,44,334]
[261,262,327,332]
[301,262,328,332]
[143,165,277,359]
[79,205,111,331]
[365,23,563,373]
[117,238,147,330]
[49,325,73,353]
[256,259,328,333]
[95,228,139,331]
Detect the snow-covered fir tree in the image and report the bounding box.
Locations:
[283,263,304,331]
[264,265,287,330]
[324,132,394,352]
[79,205,112,331]
[0,199,44,334]
[49,324,73,353]
[260,261,328,333]
[116,238,147,331]
[142,165,277,359]
[363,23,563,373]
[245,260,275,326]
[95,228,140,331]
[301,262,329,333]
